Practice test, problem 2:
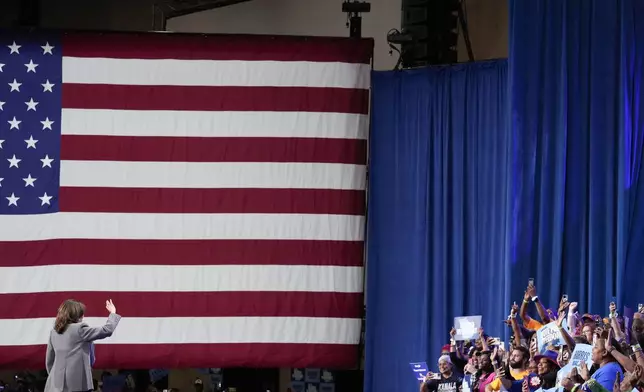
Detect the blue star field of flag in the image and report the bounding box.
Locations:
[0,35,62,215]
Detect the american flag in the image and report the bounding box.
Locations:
[0,32,371,369]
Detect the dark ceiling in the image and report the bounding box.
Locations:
[0,0,254,30]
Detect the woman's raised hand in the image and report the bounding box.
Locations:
[105,299,116,314]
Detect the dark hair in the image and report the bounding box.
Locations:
[573,336,589,345]
[54,299,86,334]
[541,371,558,389]
[513,346,531,362]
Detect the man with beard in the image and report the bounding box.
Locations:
[421,356,463,392]
[486,347,531,392]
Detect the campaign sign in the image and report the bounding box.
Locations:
[410,362,429,381]
[569,344,593,368]
[454,316,482,341]
[536,323,564,353]
[556,364,572,386]
[462,375,472,392]
[556,344,593,386]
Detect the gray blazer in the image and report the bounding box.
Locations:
[44,313,121,392]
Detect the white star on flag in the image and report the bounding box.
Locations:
[0,63,4,72]
[41,118,55,130]
[42,80,55,92]
[0,101,5,110]
[8,79,21,92]
[0,178,3,187]
[39,192,53,206]
[6,193,19,207]
[0,139,4,149]
[23,174,37,187]
[25,59,38,73]
[41,154,54,168]
[41,42,55,54]
[8,41,21,54]
[7,154,21,168]
[8,116,21,130]
[25,98,39,111]
[25,135,38,149]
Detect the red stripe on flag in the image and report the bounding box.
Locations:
[0,291,362,319]
[60,135,367,164]
[0,239,364,267]
[61,84,370,114]
[62,32,373,64]
[57,187,366,214]
[1,343,359,369]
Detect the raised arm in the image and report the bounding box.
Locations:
[519,287,532,323]
[607,303,626,345]
[78,300,121,342]
[556,302,576,351]
[479,328,490,352]
[509,302,523,348]
[567,302,580,336]
[79,313,121,342]
[530,286,551,324]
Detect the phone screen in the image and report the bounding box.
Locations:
[528,278,534,286]
[562,294,568,302]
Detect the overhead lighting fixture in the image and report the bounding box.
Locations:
[342,0,371,38]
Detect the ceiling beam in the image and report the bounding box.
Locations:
[156,0,253,20]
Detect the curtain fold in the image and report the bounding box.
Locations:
[365,60,510,392]
[508,0,644,314]
[619,0,644,309]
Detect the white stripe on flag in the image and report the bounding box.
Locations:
[0,213,365,242]
[60,161,366,190]
[0,265,363,294]
[0,316,362,346]
[62,57,371,89]
[61,109,369,139]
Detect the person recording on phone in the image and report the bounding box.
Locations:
[44,299,121,392]
[420,356,463,392]
[519,280,552,332]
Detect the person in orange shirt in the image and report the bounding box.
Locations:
[519,284,551,331]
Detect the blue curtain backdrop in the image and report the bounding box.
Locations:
[365,1,644,391]
[365,60,511,392]
[508,0,644,315]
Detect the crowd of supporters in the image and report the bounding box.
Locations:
[420,284,644,392]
